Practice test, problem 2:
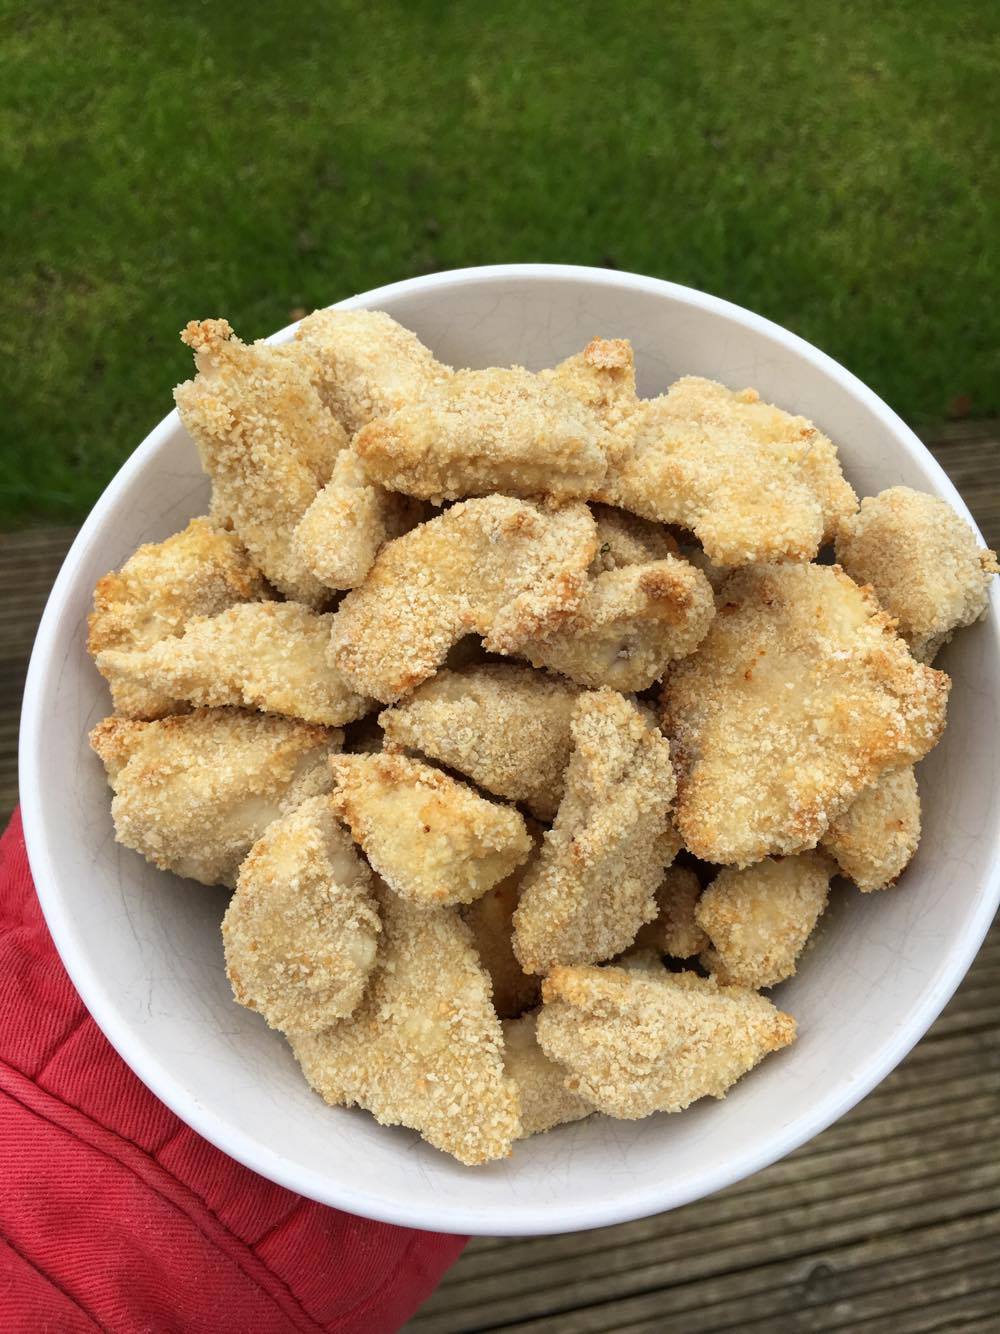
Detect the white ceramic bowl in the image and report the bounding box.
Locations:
[20,265,1000,1236]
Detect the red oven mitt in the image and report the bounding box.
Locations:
[0,809,465,1333]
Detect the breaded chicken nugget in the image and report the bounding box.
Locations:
[88,517,269,719]
[222,795,380,1034]
[502,1012,592,1138]
[291,889,520,1165]
[614,947,671,976]
[821,765,921,892]
[174,318,346,603]
[697,852,834,990]
[537,965,796,1118]
[329,497,597,703]
[589,503,678,572]
[379,664,580,821]
[835,486,998,662]
[634,865,708,959]
[513,690,679,974]
[505,502,711,690]
[353,365,609,502]
[330,752,533,907]
[291,448,427,590]
[663,563,950,866]
[599,377,857,566]
[90,709,341,886]
[512,555,715,692]
[96,602,371,727]
[542,337,638,436]
[462,843,543,1018]
[293,307,452,435]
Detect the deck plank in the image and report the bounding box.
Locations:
[2,426,999,1333]
[0,525,76,820]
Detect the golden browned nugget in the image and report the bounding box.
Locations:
[88,517,269,718]
[328,496,597,702]
[821,766,921,891]
[663,563,949,866]
[90,709,341,886]
[513,690,679,974]
[223,795,380,1034]
[512,554,715,691]
[697,852,835,989]
[291,889,520,1165]
[614,947,672,976]
[292,448,427,590]
[353,363,610,503]
[549,338,855,565]
[293,307,452,435]
[96,601,371,727]
[634,865,708,959]
[598,376,857,566]
[542,337,638,435]
[537,965,796,1118]
[462,844,543,1018]
[174,318,346,603]
[379,664,580,821]
[330,752,533,907]
[507,500,712,690]
[502,1012,592,1138]
[836,486,998,662]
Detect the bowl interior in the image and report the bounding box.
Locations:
[21,267,1000,1235]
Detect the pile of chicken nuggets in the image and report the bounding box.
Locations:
[86,310,998,1165]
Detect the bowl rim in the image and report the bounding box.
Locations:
[18,263,1000,1236]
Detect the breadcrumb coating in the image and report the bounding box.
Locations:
[330,752,533,907]
[598,376,857,566]
[697,852,834,989]
[90,709,341,886]
[291,889,520,1165]
[634,865,708,959]
[353,365,610,503]
[328,496,597,703]
[95,601,371,727]
[614,947,671,976]
[222,796,380,1034]
[174,318,346,603]
[512,555,715,691]
[291,448,428,591]
[513,690,679,974]
[379,664,580,821]
[542,337,638,437]
[835,486,999,662]
[88,517,269,718]
[589,503,679,572]
[293,307,452,436]
[537,965,796,1118]
[462,844,543,1018]
[663,563,950,866]
[821,765,921,892]
[502,1012,592,1138]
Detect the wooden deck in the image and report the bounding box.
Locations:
[4,421,1000,1333]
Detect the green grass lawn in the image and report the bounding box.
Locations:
[1,0,997,524]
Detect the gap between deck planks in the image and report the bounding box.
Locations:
[1,420,998,1334]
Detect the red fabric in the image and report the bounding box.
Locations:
[0,809,465,1333]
